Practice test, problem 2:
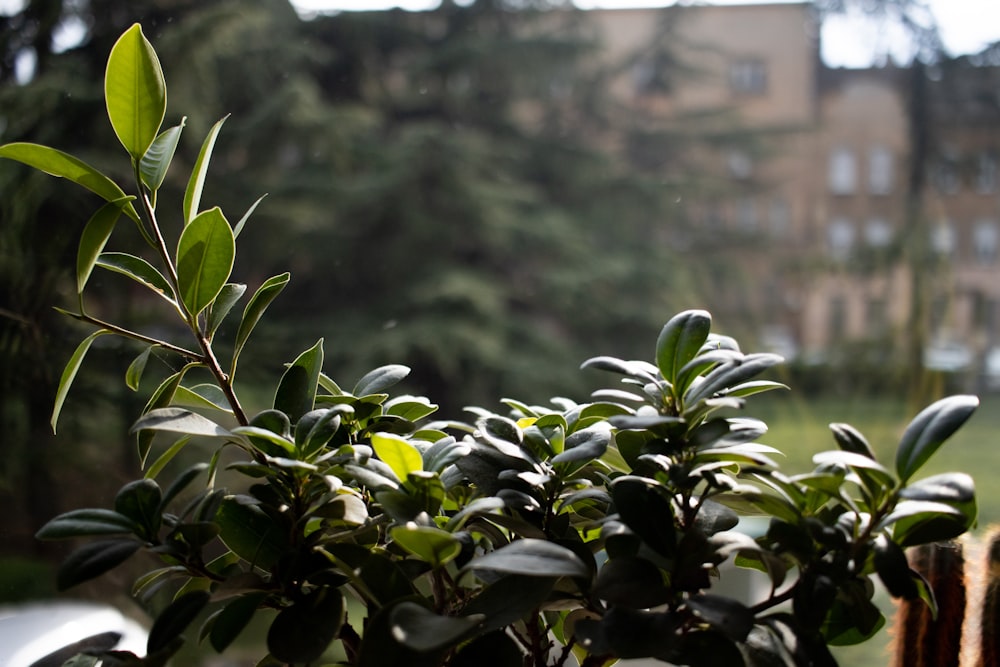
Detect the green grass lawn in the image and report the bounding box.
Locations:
[747,389,1000,666]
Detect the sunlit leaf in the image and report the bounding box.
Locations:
[176,207,235,316]
[105,23,165,159]
[354,364,410,396]
[51,330,111,433]
[0,142,139,223]
[656,309,711,386]
[140,119,184,192]
[232,273,290,378]
[97,252,175,302]
[372,432,424,480]
[184,115,228,224]
[233,193,266,239]
[77,200,130,293]
[273,339,324,423]
[206,282,246,339]
[391,524,462,568]
[131,407,231,438]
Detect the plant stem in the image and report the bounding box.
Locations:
[63,310,200,360]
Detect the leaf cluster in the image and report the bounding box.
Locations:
[4,25,981,667]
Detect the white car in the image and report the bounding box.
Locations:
[0,601,147,667]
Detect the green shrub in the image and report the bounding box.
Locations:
[2,24,981,667]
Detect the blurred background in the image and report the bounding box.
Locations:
[2,0,1000,664]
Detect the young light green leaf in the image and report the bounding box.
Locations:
[140,118,185,192]
[273,339,324,423]
[77,200,129,293]
[231,273,290,378]
[125,345,153,391]
[372,432,424,480]
[390,525,462,568]
[173,383,233,414]
[97,252,175,302]
[0,143,139,223]
[52,330,111,433]
[176,207,235,317]
[895,395,979,484]
[656,309,712,386]
[184,115,228,225]
[105,23,166,159]
[206,282,247,340]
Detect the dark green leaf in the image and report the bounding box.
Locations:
[125,346,153,392]
[273,339,324,423]
[233,193,266,239]
[131,407,231,438]
[552,423,611,467]
[56,539,141,590]
[232,273,290,377]
[462,538,589,578]
[460,574,556,632]
[147,590,210,655]
[354,364,410,396]
[208,592,268,653]
[176,207,235,316]
[873,535,918,599]
[77,200,128,293]
[389,601,482,651]
[685,353,783,406]
[140,120,184,192]
[206,282,247,339]
[267,589,344,664]
[829,422,877,459]
[36,508,138,540]
[611,476,677,557]
[157,463,208,514]
[896,395,979,483]
[656,309,712,385]
[593,555,670,608]
[51,330,110,433]
[687,594,755,642]
[115,478,162,538]
[97,252,175,302]
[216,495,287,569]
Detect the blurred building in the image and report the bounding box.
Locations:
[584,2,1000,380]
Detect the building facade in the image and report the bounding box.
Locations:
[585,2,1000,377]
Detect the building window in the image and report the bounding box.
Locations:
[736,197,757,231]
[768,198,789,237]
[866,297,888,337]
[829,146,856,195]
[864,217,892,247]
[976,152,997,194]
[829,295,847,341]
[868,145,893,195]
[729,59,767,95]
[933,153,960,194]
[727,150,752,179]
[974,219,999,265]
[931,220,956,257]
[828,217,855,261]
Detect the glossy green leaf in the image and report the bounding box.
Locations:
[206,282,246,339]
[125,346,153,392]
[0,142,139,222]
[354,364,410,396]
[461,574,556,633]
[233,193,266,239]
[462,538,589,578]
[176,207,235,316]
[273,339,324,423]
[611,476,677,557]
[115,478,162,539]
[105,24,165,159]
[140,119,184,192]
[51,330,111,433]
[684,353,784,406]
[385,395,438,422]
[97,252,175,302]
[372,432,424,479]
[389,601,482,651]
[184,115,228,224]
[137,366,194,467]
[391,524,462,567]
[216,495,286,569]
[656,309,712,386]
[173,384,233,415]
[36,508,139,539]
[209,592,268,653]
[829,422,877,459]
[686,594,755,642]
[56,539,141,591]
[267,589,344,664]
[896,395,979,483]
[157,463,207,512]
[231,426,296,457]
[77,200,129,293]
[131,407,231,438]
[873,535,918,599]
[147,590,210,655]
[232,273,290,377]
[593,556,670,608]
